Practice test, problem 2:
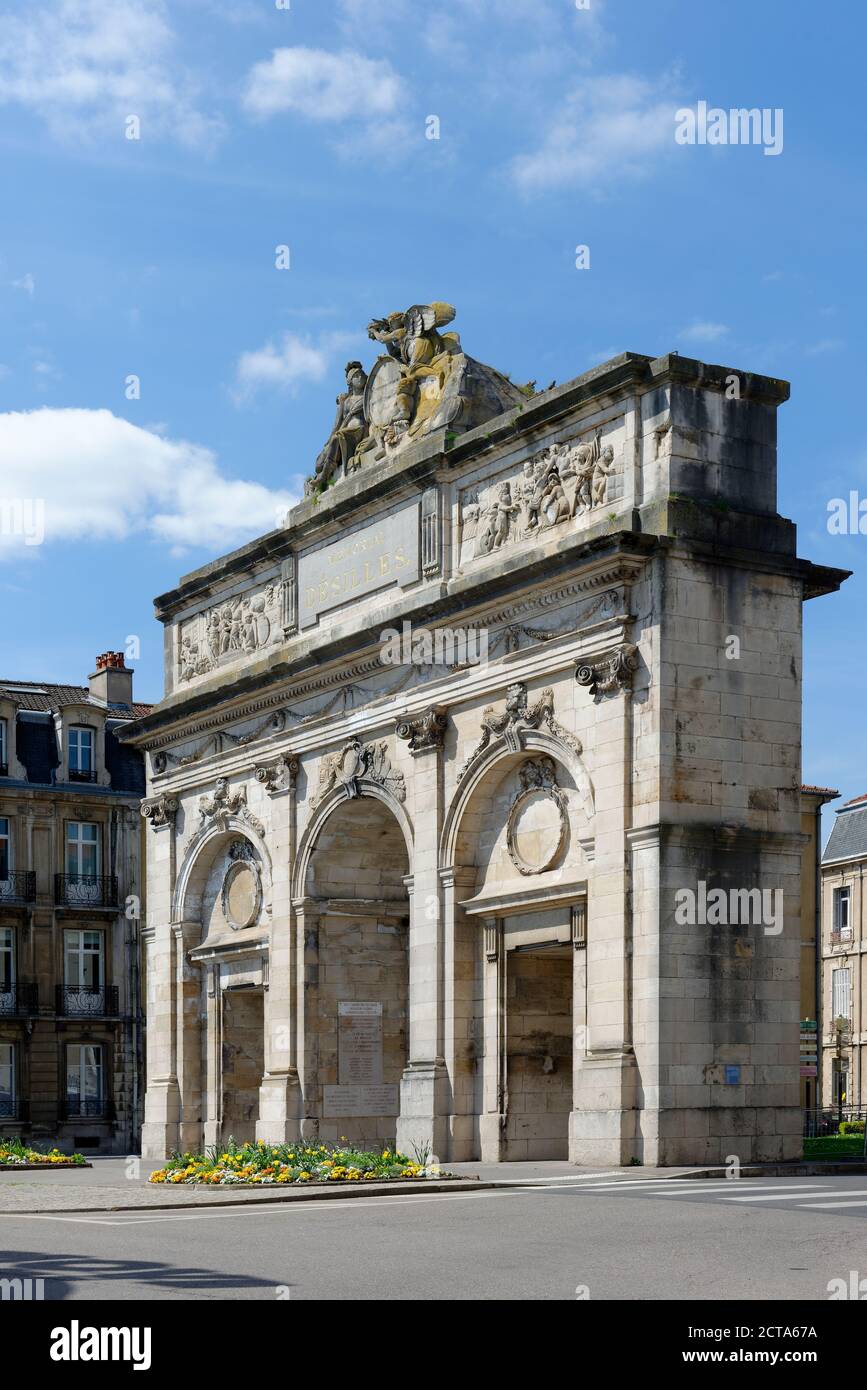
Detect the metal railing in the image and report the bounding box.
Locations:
[0,871,36,904]
[0,1094,16,1119]
[0,984,38,1016]
[54,875,117,908]
[803,1106,867,1137]
[56,985,119,1017]
[68,768,97,783]
[63,1097,109,1120]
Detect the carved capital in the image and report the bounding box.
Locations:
[141,793,179,830]
[395,706,448,754]
[575,643,639,699]
[255,754,299,795]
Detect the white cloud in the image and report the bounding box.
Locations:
[232,330,362,403]
[805,339,844,357]
[509,74,679,193]
[679,321,729,344]
[0,0,222,149]
[242,47,403,123]
[0,408,295,556]
[11,273,35,296]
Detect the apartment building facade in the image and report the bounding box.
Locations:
[820,793,867,1112]
[0,653,149,1153]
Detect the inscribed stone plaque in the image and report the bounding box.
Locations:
[338,1000,383,1086]
[322,1085,399,1118]
[297,501,420,628]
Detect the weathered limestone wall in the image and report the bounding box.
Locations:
[123,348,846,1167]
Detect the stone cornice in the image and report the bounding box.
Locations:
[119,536,649,752]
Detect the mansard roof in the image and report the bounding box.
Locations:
[823,798,867,864]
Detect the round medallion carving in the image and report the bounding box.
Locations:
[506,758,568,876]
[221,843,262,930]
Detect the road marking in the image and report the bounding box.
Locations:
[719,1186,829,1202]
[798,1196,867,1210]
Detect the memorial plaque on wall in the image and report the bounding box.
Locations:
[322,1084,399,1118]
[297,501,420,628]
[338,1001,384,1086]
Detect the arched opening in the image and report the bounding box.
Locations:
[303,796,411,1146]
[174,824,271,1150]
[446,744,590,1161]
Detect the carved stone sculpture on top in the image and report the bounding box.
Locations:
[309,361,373,493]
[197,777,264,836]
[305,302,532,493]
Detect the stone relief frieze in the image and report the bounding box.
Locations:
[311,735,406,809]
[178,581,286,684]
[458,429,623,567]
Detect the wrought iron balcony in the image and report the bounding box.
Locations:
[63,1097,109,1120]
[68,768,97,783]
[0,983,38,1016]
[0,871,36,905]
[0,1094,17,1119]
[54,874,117,909]
[0,763,8,778]
[56,984,119,1017]
[831,928,853,946]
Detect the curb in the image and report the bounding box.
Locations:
[5,1175,491,1214]
[0,1163,92,1173]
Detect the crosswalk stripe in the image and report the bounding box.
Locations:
[797,1196,867,1210]
[719,1186,829,1202]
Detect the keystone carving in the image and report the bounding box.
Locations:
[197,777,264,836]
[311,735,406,809]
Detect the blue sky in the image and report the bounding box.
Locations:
[0,0,864,827]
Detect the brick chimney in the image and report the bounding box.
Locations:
[89,651,133,708]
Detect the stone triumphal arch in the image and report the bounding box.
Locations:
[124,302,846,1165]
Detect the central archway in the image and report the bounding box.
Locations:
[301,795,411,1147]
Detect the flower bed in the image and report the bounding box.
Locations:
[0,1138,87,1168]
[150,1138,444,1186]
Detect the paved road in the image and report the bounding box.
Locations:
[4,1173,867,1300]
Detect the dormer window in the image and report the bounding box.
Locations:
[0,717,7,775]
[69,726,95,782]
